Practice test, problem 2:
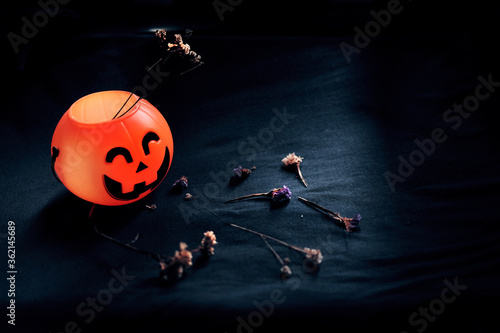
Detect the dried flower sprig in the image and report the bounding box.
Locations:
[303,247,324,272]
[261,235,292,279]
[233,165,252,179]
[298,196,361,232]
[156,30,202,65]
[282,153,308,187]
[159,231,217,280]
[112,29,203,120]
[172,176,188,192]
[227,222,322,275]
[89,204,216,281]
[224,185,292,205]
[204,208,322,277]
[145,204,157,211]
[160,241,193,279]
[199,230,218,255]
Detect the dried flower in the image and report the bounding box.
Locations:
[156,30,202,64]
[175,265,185,279]
[199,231,217,255]
[261,235,293,279]
[226,222,323,278]
[280,265,292,279]
[281,153,308,187]
[112,29,203,120]
[89,204,215,282]
[271,185,292,203]
[184,193,194,200]
[281,152,303,166]
[343,214,361,232]
[172,176,188,192]
[168,242,193,279]
[233,165,252,178]
[298,196,361,232]
[158,259,170,280]
[302,247,323,273]
[225,185,292,205]
[155,29,168,42]
[174,242,193,267]
[145,204,157,211]
[304,248,323,265]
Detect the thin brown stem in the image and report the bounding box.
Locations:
[261,235,285,266]
[297,164,308,187]
[180,61,204,75]
[147,57,164,71]
[224,192,271,204]
[206,208,305,253]
[227,223,305,253]
[89,204,161,262]
[297,197,342,221]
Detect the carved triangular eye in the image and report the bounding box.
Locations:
[142,132,160,155]
[136,161,148,173]
[106,147,133,163]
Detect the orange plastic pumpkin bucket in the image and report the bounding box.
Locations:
[51,90,174,206]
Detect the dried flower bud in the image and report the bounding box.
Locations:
[174,33,182,44]
[166,34,202,64]
[174,242,193,267]
[282,153,307,187]
[233,165,252,178]
[199,231,217,255]
[280,265,292,279]
[159,260,169,280]
[304,248,323,265]
[343,214,362,232]
[159,260,168,271]
[156,30,202,65]
[155,29,168,42]
[271,185,292,203]
[176,265,184,279]
[281,152,303,167]
[172,176,188,191]
[145,204,157,211]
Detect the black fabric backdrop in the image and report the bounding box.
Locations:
[1,1,500,332]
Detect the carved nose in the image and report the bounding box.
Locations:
[136,162,148,173]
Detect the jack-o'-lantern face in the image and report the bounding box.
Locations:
[51,91,174,206]
[103,131,170,201]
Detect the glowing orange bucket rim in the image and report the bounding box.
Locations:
[67,90,144,126]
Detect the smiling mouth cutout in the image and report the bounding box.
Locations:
[103,132,171,201]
